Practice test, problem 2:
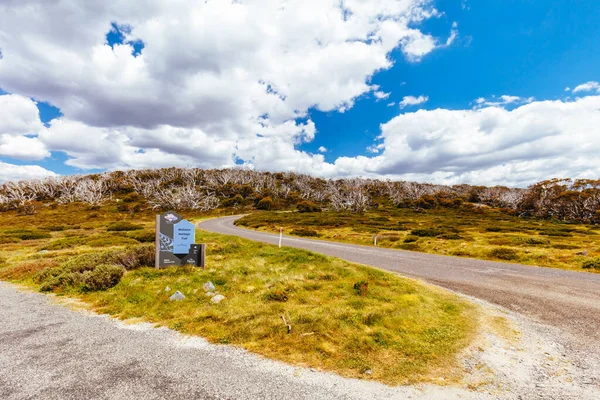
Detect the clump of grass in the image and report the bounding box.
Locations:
[41,236,87,250]
[411,228,440,237]
[12,231,52,240]
[106,222,144,232]
[0,236,20,244]
[488,247,519,261]
[127,230,155,243]
[512,236,550,246]
[404,235,419,243]
[86,235,140,248]
[582,258,600,270]
[80,264,125,292]
[290,228,319,237]
[353,281,369,296]
[114,244,155,270]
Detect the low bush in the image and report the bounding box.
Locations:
[0,236,20,244]
[297,201,322,213]
[41,237,86,251]
[403,235,419,243]
[256,196,273,210]
[61,251,117,273]
[290,229,319,237]
[86,235,140,248]
[582,257,600,270]
[552,244,580,250]
[106,222,144,232]
[353,281,369,296]
[13,231,51,240]
[438,233,462,240]
[488,247,519,261]
[411,228,440,237]
[127,230,155,243]
[114,244,155,270]
[512,236,550,246]
[538,230,572,237]
[263,289,289,302]
[81,264,125,292]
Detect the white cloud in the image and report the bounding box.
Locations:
[572,81,600,93]
[474,95,533,108]
[374,91,390,100]
[318,146,327,153]
[0,162,57,182]
[0,0,448,177]
[387,102,396,107]
[399,95,429,109]
[0,94,49,160]
[359,95,600,187]
[445,22,459,46]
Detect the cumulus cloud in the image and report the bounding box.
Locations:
[0,0,452,180]
[374,91,391,100]
[362,95,600,186]
[572,81,600,93]
[474,95,534,108]
[0,94,49,160]
[0,162,57,182]
[318,146,328,153]
[399,95,429,109]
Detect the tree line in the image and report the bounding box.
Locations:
[0,168,599,223]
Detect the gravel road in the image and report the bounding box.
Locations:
[0,282,527,400]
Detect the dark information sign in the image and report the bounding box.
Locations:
[155,211,205,268]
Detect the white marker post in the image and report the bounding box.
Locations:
[279,227,283,248]
[374,234,378,247]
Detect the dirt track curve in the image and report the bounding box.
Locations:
[199,216,600,352]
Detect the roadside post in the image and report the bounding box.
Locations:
[279,227,283,248]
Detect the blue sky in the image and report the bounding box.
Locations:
[0,0,599,185]
[302,0,600,162]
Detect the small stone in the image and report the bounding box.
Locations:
[576,250,588,256]
[310,368,316,372]
[211,294,225,304]
[169,291,185,301]
[365,369,372,375]
[205,291,215,297]
[203,281,216,292]
[39,250,48,254]
[164,286,171,292]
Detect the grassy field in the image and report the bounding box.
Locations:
[236,207,600,272]
[0,203,478,385]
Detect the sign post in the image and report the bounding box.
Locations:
[155,210,205,269]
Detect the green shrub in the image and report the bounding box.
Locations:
[81,264,125,292]
[41,237,86,251]
[14,231,51,240]
[263,289,289,302]
[415,195,437,209]
[404,235,419,243]
[290,229,319,237]
[61,251,117,273]
[0,236,20,244]
[582,257,600,269]
[106,222,144,232]
[0,255,6,267]
[122,192,142,203]
[552,244,580,250]
[411,228,440,237]
[256,196,273,210]
[42,225,66,232]
[538,230,572,237]
[86,235,140,247]
[297,201,322,213]
[127,230,155,243]
[488,247,519,261]
[353,281,369,296]
[114,244,155,270]
[512,236,550,246]
[438,233,462,240]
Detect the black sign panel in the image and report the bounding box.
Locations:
[155,211,204,268]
